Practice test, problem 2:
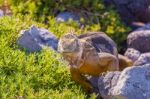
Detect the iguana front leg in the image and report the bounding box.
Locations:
[98,53,119,71]
[70,67,93,93]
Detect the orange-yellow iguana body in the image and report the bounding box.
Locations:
[58,32,133,92]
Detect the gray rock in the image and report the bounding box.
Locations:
[56,12,80,24]
[87,76,102,99]
[87,76,99,93]
[127,23,150,53]
[104,0,150,24]
[17,25,58,52]
[125,48,150,66]
[134,53,150,66]
[98,72,121,99]
[124,48,141,62]
[0,9,4,17]
[98,64,150,99]
[112,64,150,99]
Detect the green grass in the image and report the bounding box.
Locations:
[0,16,95,99]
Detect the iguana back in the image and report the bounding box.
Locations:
[78,32,118,57]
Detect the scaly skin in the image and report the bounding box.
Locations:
[118,54,133,71]
[58,32,133,93]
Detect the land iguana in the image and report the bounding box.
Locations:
[58,32,133,92]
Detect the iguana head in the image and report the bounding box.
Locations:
[58,33,83,64]
[58,33,80,53]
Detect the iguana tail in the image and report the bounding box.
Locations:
[118,54,134,71]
